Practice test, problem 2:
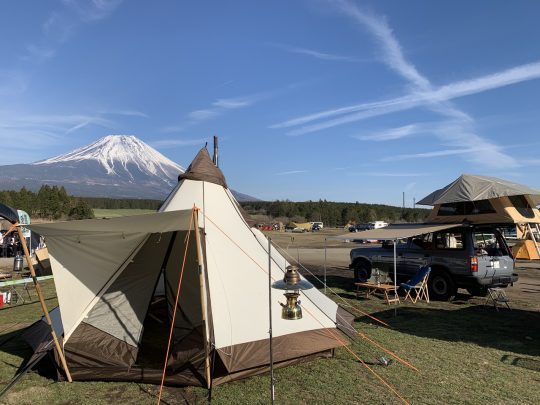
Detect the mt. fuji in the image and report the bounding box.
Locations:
[0,135,257,201]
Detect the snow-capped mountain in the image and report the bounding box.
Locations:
[36,135,184,184]
[0,135,257,201]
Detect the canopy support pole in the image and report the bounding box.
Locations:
[192,208,212,390]
[324,238,327,294]
[394,239,398,316]
[268,238,275,404]
[16,225,72,382]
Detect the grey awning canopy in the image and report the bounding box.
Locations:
[418,174,540,206]
[331,223,462,241]
[29,209,198,236]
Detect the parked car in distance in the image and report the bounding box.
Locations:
[348,223,370,232]
[349,224,518,300]
[368,221,389,229]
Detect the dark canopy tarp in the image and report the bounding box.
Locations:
[0,202,19,224]
[418,174,540,206]
[331,223,462,241]
[178,147,227,188]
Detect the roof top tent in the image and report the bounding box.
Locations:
[26,147,353,389]
[418,174,540,258]
[418,174,540,224]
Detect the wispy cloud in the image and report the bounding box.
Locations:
[23,0,123,62]
[150,138,208,148]
[61,0,123,22]
[335,1,430,89]
[188,109,221,121]
[0,112,115,138]
[271,0,526,169]
[271,43,366,62]
[276,170,308,176]
[24,44,56,62]
[276,61,540,134]
[99,110,148,118]
[212,98,253,109]
[353,124,419,141]
[187,95,256,122]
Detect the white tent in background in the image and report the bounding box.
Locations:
[27,147,353,388]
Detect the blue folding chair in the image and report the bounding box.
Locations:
[400,266,431,303]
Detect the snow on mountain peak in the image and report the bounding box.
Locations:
[34,135,185,180]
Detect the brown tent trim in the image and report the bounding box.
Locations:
[65,322,138,368]
[216,327,346,373]
[212,350,334,386]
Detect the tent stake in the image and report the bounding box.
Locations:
[192,208,212,390]
[16,225,72,382]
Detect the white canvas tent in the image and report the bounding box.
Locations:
[27,148,353,387]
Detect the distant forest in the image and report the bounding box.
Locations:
[0,186,95,220]
[241,200,429,226]
[1,186,430,225]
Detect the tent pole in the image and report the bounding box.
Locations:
[324,238,327,294]
[16,225,72,382]
[192,209,211,390]
[268,238,275,404]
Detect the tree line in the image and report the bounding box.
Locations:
[0,186,94,220]
[1,186,429,225]
[240,200,430,226]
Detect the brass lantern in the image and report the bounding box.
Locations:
[272,265,313,320]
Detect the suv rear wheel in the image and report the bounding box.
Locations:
[428,271,456,301]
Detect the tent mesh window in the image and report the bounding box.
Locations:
[437,200,496,216]
[508,195,535,218]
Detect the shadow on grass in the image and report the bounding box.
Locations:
[501,354,540,372]
[361,305,540,357]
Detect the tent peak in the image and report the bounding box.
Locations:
[178,147,228,188]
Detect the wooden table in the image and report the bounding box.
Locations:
[355,282,400,305]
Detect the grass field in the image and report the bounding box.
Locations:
[92,209,155,218]
[1,270,538,404]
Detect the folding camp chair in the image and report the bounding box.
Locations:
[400,266,431,303]
[484,287,511,311]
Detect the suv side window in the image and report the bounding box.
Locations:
[434,231,464,250]
[410,233,433,250]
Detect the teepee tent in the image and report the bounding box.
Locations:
[26,148,353,388]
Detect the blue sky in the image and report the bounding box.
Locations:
[1,0,540,205]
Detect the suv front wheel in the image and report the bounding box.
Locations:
[428,271,456,301]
